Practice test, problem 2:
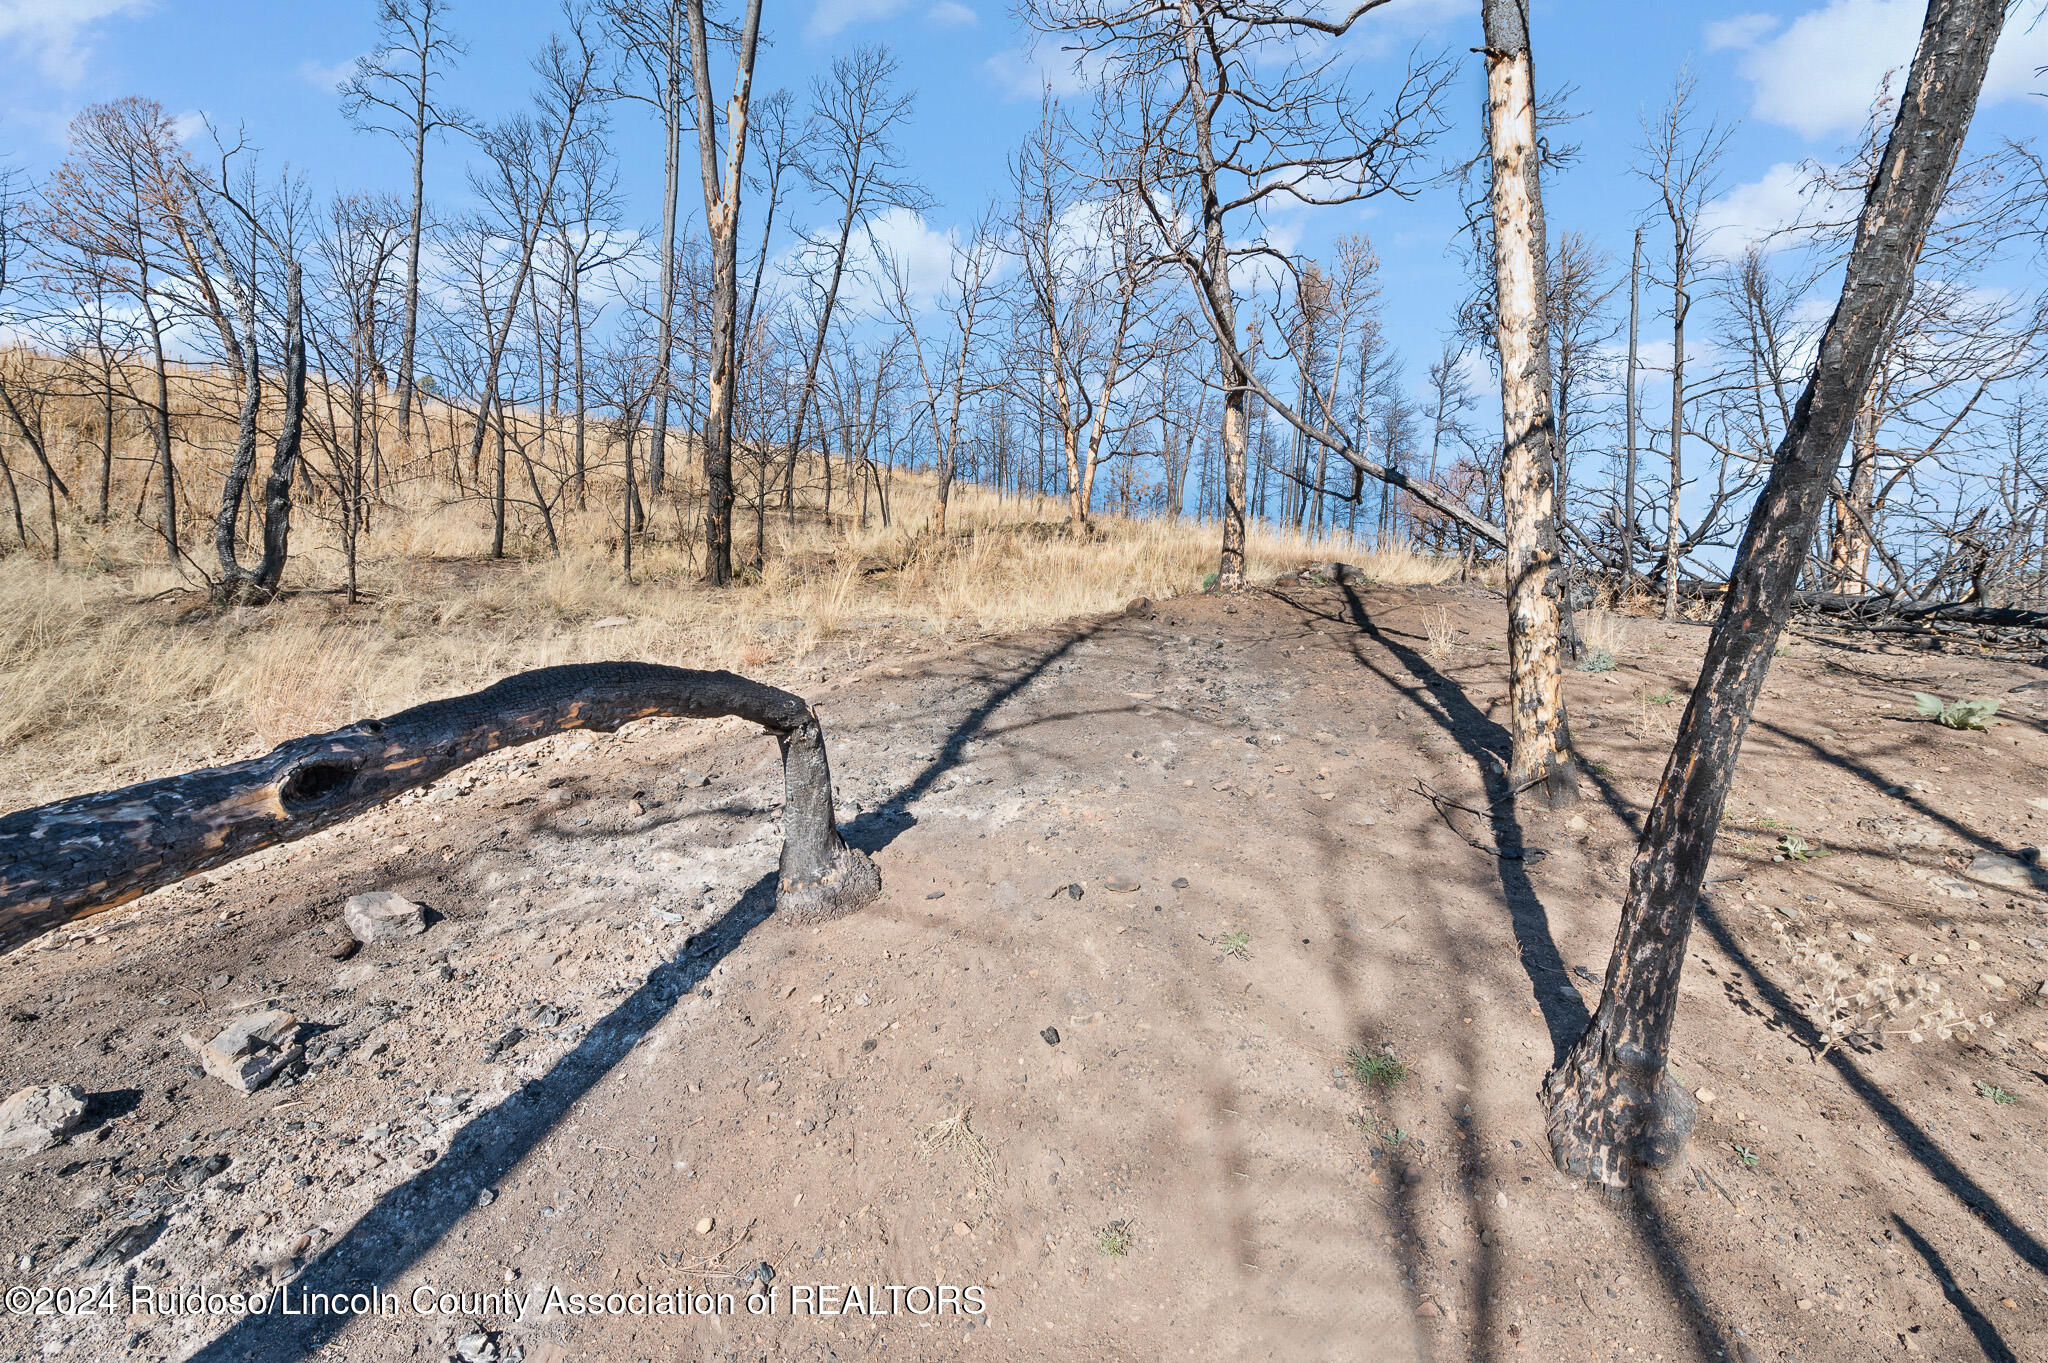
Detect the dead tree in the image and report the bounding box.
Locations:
[1027,0,1460,587]
[1540,0,2009,1189]
[0,663,881,955]
[684,0,766,587]
[1480,0,1577,807]
[342,0,470,441]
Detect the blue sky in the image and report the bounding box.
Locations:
[2,0,2044,415]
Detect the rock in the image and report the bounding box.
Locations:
[1566,815,1589,832]
[1041,1027,1060,1047]
[1103,875,1141,893]
[1066,883,1084,900]
[925,891,945,900]
[696,1216,715,1236]
[344,891,427,944]
[1964,852,2045,893]
[0,1085,87,1158]
[188,1011,302,1095]
[679,771,711,789]
[953,1221,971,1237]
[1980,974,2006,990]
[477,1188,497,1208]
[1122,597,1153,618]
[589,615,632,629]
[454,1325,498,1362]
[1171,877,1190,890]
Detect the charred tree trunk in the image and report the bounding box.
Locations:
[1827,403,1879,591]
[1539,0,2007,1189]
[0,663,880,955]
[1482,0,1577,807]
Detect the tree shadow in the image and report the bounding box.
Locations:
[1282,585,1590,1061]
[1891,1214,2018,1363]
[189,626,1096,1362]
[1694,896,2048,1279]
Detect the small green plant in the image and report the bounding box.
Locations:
[1646,689,1677,706]
[1201,571,1220,592]
[1914,693,2000,731]
[1347,1046,1409,1090]
[1975,1080,2018,1106]
[1349,1112,1411,1147]
[1773,640,1792,657]
[1096,1220,1133,1257]
[1731,1143,1761,1168]
[1578,648,1617,673]
[1217,930,1251,960]
[1777,832,1829,861]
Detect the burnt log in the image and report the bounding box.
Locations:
[0,662,880,956]
[1793,591,2048,631]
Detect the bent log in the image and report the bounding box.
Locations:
[0,662,881,956]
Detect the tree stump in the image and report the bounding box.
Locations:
[0,662,880,955]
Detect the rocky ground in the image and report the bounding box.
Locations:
[2,580,2045,1363]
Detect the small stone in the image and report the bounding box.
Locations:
[696,1216,715,1236]
[855,992,872,1007]
[1695,1089,1717,1105]
[626,799,646,817]
[589,615,632,628]
[0,1085,87,1158]
[1103,875,1141,893]
[343,891,426,944]
[1416,1301,1441,1318]
[188,1011,302,1094]
[1849,931,1874,943]
[1980,974,2006,990]
[477,1188,497,1208]
[1041,1027,1061,1047]
[925,891,945,900]
[758,1079,781,1097]
[679,771,711,789]
[953,1222,971,1237]
[1066,883,1084,900]
[1171,877,1190,890]
[1566,815,1588,832]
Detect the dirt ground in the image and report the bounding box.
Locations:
[2,580,2046,1363]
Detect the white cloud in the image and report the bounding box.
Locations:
[0,0,152,84]
[1699,161,1853,256]
[298,56,358,93]
[1703,13,1776,53]
[984,43,1093,100]
[806,0,910,41]
[926,0,976,25]
[171,109,206,143]
[846,206,961,312]
[1718,0,2048,139]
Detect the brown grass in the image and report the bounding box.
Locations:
[0,472,1458,812]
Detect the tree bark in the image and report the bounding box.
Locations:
[1482,0,1577,806]
[1539,0,2007,1189]
[0,663,880,955]
[686,0,765,587]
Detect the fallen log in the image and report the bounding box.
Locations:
[0,662,881,956]
[1793,591,2048,630]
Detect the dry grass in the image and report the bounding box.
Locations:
[0,472,1450,811]
[1577,608,1634,659]
[1422,605,1459,663]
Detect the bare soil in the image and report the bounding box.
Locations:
[3,582,2046,1363]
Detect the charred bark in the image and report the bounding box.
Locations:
[1795,591,2048,630]
[1482,0,1577,807]
[0,663,880,955]
[1540,0,2007,1189]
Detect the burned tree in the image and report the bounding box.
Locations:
[684,0,766,587]
[1539,0,2009,1189]
[1480,0,1577,807]
[0,664,881,955]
